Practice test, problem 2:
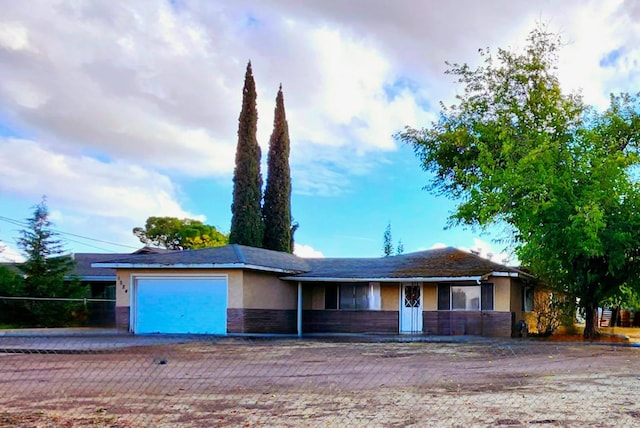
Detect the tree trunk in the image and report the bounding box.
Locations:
[610,305,620,328]
[583,305,599,339]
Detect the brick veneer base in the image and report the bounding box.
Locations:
[302,310,399,334]
[423,311,513,337]
[115,306,129,331]
[227,308,297,334]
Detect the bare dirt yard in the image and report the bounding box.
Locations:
[1,337,639,427]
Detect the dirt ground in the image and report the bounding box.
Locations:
[1,337,639,427]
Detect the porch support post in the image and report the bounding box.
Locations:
[297,282,303,337]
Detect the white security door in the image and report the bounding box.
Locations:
[133,276,227,334]
[400,283,423,333]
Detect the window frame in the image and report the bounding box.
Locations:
[523,286,534,312]
[437,283,494,311]
[324,283,381,311]
[339,283,369,310]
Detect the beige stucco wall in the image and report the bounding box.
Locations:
[381,283,399,311]
[115,268,243,308]
[242,271,297,310]
[423,283,437,310]
[492,276,513,311]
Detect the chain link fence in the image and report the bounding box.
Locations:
[0,296,115,328]
[0,334,639,427]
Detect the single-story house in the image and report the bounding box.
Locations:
[93,244,533,337]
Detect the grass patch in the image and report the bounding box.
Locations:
[0,324,20,330]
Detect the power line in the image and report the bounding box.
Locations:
[63,237,121,253]
[0,215,140,251]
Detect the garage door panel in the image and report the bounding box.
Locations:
[135,277,227,334]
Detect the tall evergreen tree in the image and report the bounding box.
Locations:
[18,198,74,296]
[263,85,293,252]
[383,223,394,257]
[17,197,84,326]
[229,61,264,247]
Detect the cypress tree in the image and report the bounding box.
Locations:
[229,61,264,247]
[263,85,292,253]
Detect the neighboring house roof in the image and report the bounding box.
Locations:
[93,244,311,274]
[131,246,174,255]
[69,253,124,281]
[5,248,172,282]
[0,262,21,275]
[92,245,530,283]
[284,247,529,282]
[3,249,173,282]
[2,256,117,281]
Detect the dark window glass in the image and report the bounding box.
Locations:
[523,287,533,312]
[325,284,338,309]
[438,284,451,310]
[339,284,354,309]
[339,284,369,310]
[354,285,368,309]
[404,284,421,308]
[481,283,494,311]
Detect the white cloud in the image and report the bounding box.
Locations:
[0,243,25,263]
[294,243,324,258]
[0,1,428,196]
[430,239,516,266]
[0,2,240,177]
[0,21,31,52]
[459,238,516,266]
[0,1,632,196]
[555,0,637,109]
[0,137,200,251]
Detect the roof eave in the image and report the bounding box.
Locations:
[65,275,116,281]
[91,262,306,275]
[281,275,484,283]
[491,271,533,279]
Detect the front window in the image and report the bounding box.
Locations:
[438,283,494,311]
[451,286,480,310]
[339,283,370,309]
[324,283,381,310]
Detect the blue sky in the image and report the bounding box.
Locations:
[0,1,638,262]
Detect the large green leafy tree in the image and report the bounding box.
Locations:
[397,27,640,339]
[17,198,84,326]
[229,61,264,247]
[263,85,293,253]
[133,216,229,250]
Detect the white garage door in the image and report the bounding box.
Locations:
[133,276,227,334]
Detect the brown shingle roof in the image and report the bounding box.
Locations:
[284,247,524,281]
[91,245,528,281]
[92,244,310,274]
